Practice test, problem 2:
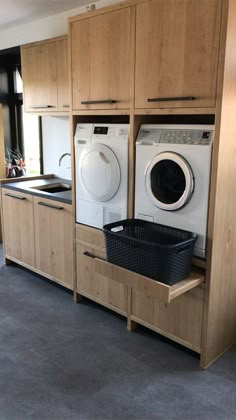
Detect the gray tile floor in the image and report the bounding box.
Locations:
[0,244,235,420]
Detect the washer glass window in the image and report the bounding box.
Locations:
[145,152,194,211]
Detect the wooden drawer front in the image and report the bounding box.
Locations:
[131,286,204,352]
[76,244,128,314]
[2,190,35,267]
[75,224,105,250]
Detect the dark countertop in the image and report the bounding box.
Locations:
[1,177,72,205]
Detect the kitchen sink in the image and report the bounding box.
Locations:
[31,183,72,194]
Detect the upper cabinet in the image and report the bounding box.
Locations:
[21,36,69,113]
[134,0,222,110]
[70,6,132,111]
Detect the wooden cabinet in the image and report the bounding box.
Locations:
[76,224,128,315]
[70,6,132,111]
[1,189,35,267]
[21,36,69,113]
[34,197,73,289]
[135,0,222,109]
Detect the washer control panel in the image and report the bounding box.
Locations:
[160,130,212,145]
[136,126,214,146]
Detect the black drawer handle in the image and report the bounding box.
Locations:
[147,96,196,102]
[30,105,55,109]
[62,105,70,108]
[38,202,64,210]
[83,252,106,262]
[4,193,26,200]
[83,251,96,259]
[81,100,117,105]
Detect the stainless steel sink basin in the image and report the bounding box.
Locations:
[31,183,72,194]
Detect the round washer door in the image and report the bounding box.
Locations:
[79,143,121,202]
[145,152,194,211]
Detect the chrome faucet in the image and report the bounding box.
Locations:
[58,153,71,166]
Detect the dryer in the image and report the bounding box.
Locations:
[75,123,129,229]
[135,124,214,258]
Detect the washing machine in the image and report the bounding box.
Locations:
[135,124,214,258]
[75,123,129,229]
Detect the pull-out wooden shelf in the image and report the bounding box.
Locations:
[95,258,204,304]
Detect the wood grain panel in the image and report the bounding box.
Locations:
[21,42,58,112]
[1,189,35,267]
[34,197,73,289]
[71,7,132,110]
[135,0,222,109]
[132,286,204,352]
[201,0,236,368]
[76,243,128,314]
[57,38,69,112]
[75,224,105,250]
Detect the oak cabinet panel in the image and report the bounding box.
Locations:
[57,38,70,112]
[34,197,73,289]
[71,7,132,110]
[76,243,128,314]
[135,0,222,109]
[21,37,69,113]
[1,189,35,267]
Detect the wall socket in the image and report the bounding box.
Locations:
[86,4,96,12]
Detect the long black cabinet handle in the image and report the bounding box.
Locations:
[4,193,26,200]
[81,100,117,105]
[38,202,64,210]
[147,96,196,102]
[30,105,55,109]
[62,105,70,108]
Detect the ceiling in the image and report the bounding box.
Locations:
[0,0,97,30]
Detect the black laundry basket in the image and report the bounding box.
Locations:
[103,219,197,285]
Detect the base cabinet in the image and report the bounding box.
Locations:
[34,197,73,289]
[76,243,128,316]
[131,286,204,353]
[1,187,73,289]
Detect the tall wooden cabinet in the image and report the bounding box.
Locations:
[21,36,69,113]
[68,0,236,368]
[70,6,132,111]
[135,0,222,110]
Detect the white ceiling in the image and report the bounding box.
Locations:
[0,0,97,30]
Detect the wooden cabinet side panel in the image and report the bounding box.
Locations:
[76,243,128,313]
[71,7,132,110]
[22,43,58,111]
[34,197,73,288]
[57,38,69,111]
[1,190,35,267]
[132,286,204,351]
[135,0,222,109]
[201,0,236,368]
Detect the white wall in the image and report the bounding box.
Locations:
[0,0,125,50]
[42,117,72,180]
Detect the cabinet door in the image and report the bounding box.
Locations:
[1,190,35,267]
[34,197,73,289]
[76,243,128,315]
[57,38,69,112]
[71,7,132,110]
[21,42,58,112]
[135,0,222,109]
